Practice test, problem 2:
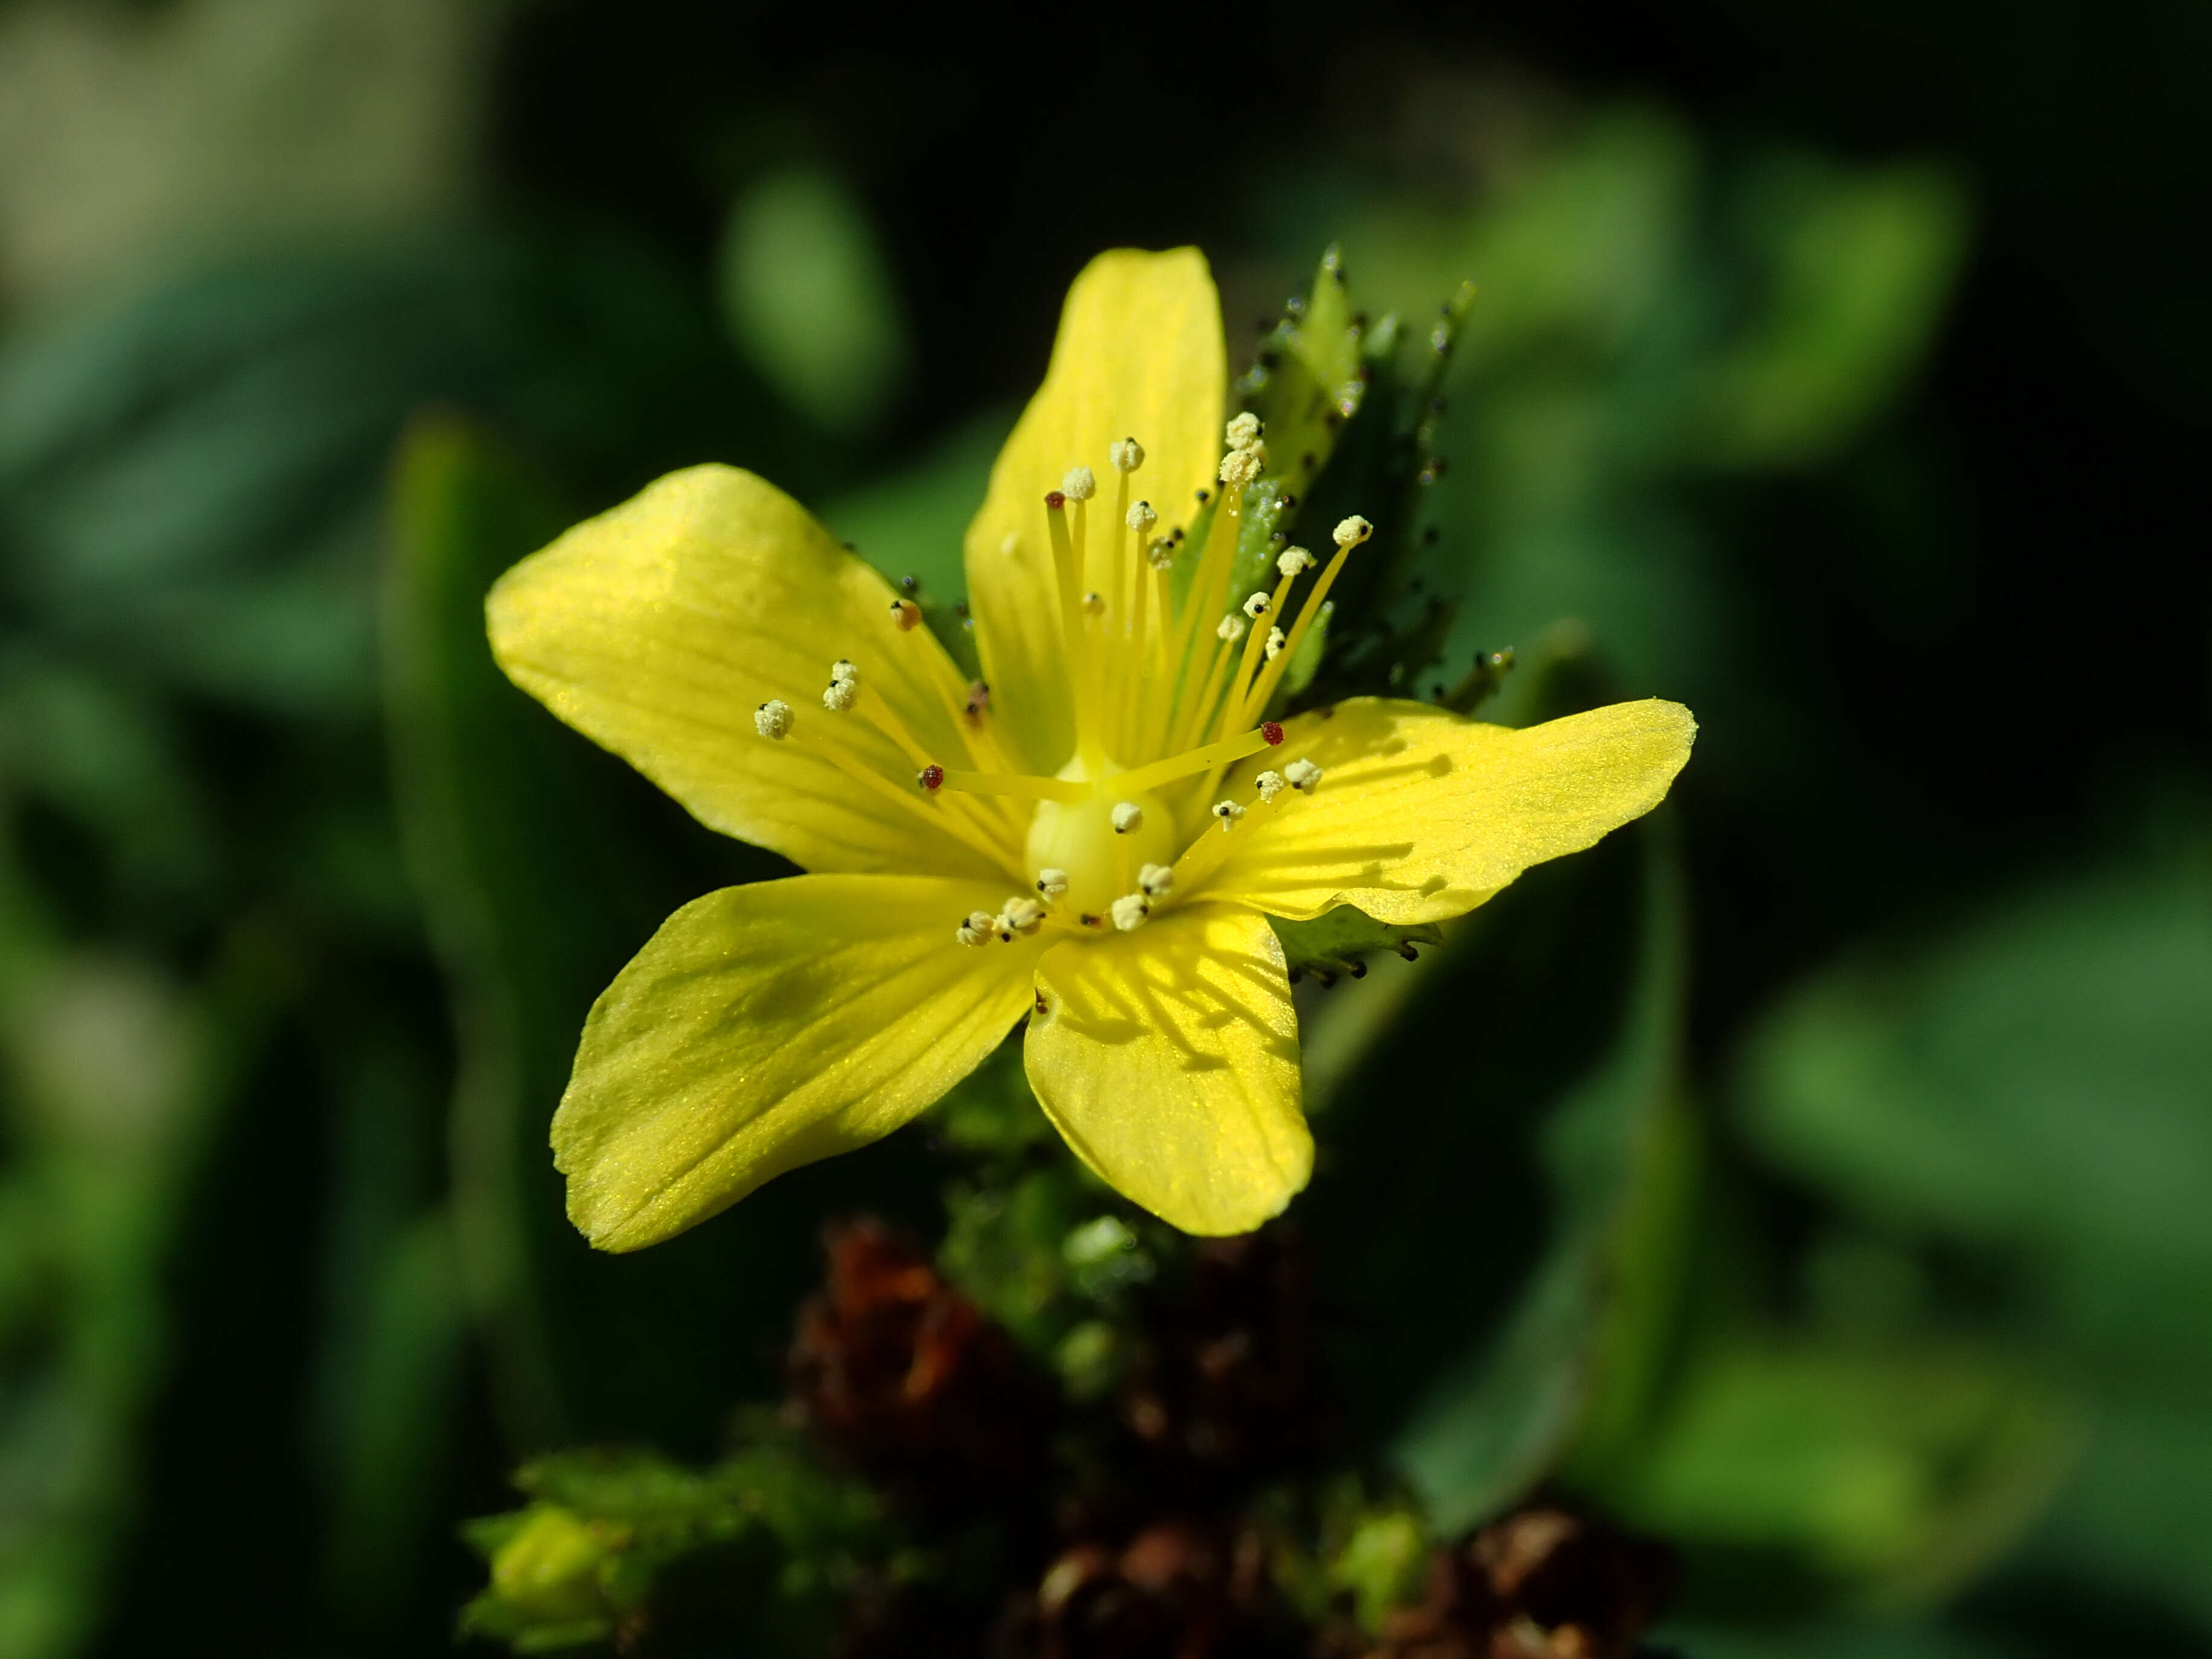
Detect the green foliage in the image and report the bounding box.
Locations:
[1268,906,1444,984]
[1295,817,1687,1533]
[1732,845,2212,1629]
[459,1436,885,1655]
[717,167,912,439]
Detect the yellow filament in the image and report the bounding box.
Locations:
[1111,724,1280,796]
[1236,537,1353,728]
[801,735,1020,877]
[1044,498,1099,767]
[934,769,1090,804]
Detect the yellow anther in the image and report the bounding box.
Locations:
[1210,799,1247,830]
[1110,437,1145,473]
[1241,591,1270,619]
[1264,625,1287,661]
[1277,545,1315,578]
[831,659,858,683]
[1285,758,1324,792]
[1127,499,1157,534]
[1146,537,1175,571]
[1138,863,1174,897]
[1216,614,1247,643]
[822,679,857,712]
[1110,801,1144,834]
[1218,446,1263,491]
[1110,893,1151,932]
[956,910,995,947]
[999,896,1046,936]
[1035,868,1070,899]
[1063,465,1097,502]
[753,699,794,740]
[1082,590,1107,617]
[1226,412,1263,450]
[1332,514,1373,549]
[1255,769,1287,802]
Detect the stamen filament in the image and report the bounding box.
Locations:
[1111,723,1283,796]
[856,683,1020,840]
[801,735,1022,877]
[933,769,1091,804]
[1044,495,1103,769]
[1237,538,1351,727]
[1171,624,1238,755]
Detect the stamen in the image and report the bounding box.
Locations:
[754,699,794,740]
[1255,769,1287,802]
[965,681,991,717]
[832,659,859,683]
[956,910,996,947]
[1062,465,1097,501]
[1111,720,1282,800]
[1264,625,1287,660]
[1139,863,1174,897]
[1211,800,1246,830]
[1110,893,1151,932]
[1110,437,1145,473]
[1276,546,1315,578]
[918,764,945,791]
[1236,508,1375,726]
[1082,590,1107,616]
[933,767,1088,804]
[1218,446,1264,492]
[1127,500,1157,535]
[889,598,922,631]
[1226,412,1263,451]
[1241,591,1270,619]
[1035,868,1069,899]
[1285,758,1324,792]
[1217,614,1247,642]
[997,896,1046,939]
[1110,802,1144,834]
[822,678,857,711]
[1146,536,1174,570]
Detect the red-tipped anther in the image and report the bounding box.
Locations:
[1044,490,1066,510]
[1262,721,1285,746]
[918,764,945,792]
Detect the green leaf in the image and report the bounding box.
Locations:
[1299,816,1688,1533]
[1268,906,1444,985]
[1598,1338,2072,1616]
[1731,848,2212,1627]
[1696,158,1970,468]
[1239,244,1369,499]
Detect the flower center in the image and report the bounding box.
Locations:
[1023,766,1178,919]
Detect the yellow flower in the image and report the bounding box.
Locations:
[488,248,1695,1250]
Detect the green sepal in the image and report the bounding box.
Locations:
[1269,906,1445,985]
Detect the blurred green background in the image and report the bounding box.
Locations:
[0,1,2203,1655]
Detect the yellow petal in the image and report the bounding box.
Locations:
[1203,697,1695,923]
[554,874,1041,1250]
[1024,902,1310,1235]
[965,248,1227,772]
[490,464,1013,881]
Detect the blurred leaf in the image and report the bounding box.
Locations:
[1697,159,1970,469]
[718,167,911,438]
[0,231,791,718]
[1299,815,1686,1533]
[1597,1338,2071,1615]
[1733,848,2212,1628]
